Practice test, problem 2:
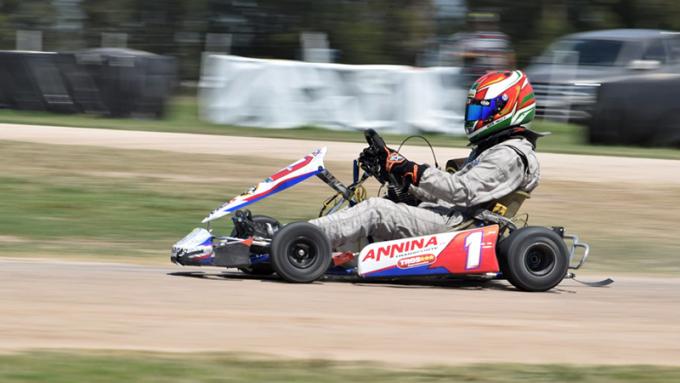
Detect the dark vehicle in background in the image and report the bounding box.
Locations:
[588,72,680,147]
[526,29,680,124]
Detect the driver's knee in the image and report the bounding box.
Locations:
[362,198,400,223]
[362,197,397,211]
[362,198,403,239]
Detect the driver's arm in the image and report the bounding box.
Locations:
[409,146,526,208]
[408,157,468,203]
[408,181,440,203]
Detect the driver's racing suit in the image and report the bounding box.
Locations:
[309,137,540,249]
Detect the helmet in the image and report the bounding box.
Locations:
[464,70,536,143]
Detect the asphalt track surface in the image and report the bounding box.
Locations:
[2,124,680,365]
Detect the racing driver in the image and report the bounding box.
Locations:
[310,70,543,249]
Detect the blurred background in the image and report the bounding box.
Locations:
[1,0,680,144]
[3,0,680,74]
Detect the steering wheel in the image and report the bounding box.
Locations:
[361,129,422,206]
[361,129,399,187]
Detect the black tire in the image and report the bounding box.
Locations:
[270,222,331,283]
[231,215,280,276]
[497,226,569,292]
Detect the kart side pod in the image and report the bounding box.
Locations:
[356,225,573,292]
[357,225,501,278]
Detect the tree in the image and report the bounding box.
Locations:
[467,0,680,67]
[0,0,56,49]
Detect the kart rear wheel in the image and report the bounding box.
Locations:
[270,222,331,283]
[231,215,280,276]
[498,226,569,292]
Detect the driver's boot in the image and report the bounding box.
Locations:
[232,210,275,239]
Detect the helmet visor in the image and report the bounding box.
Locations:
[465,98,498,122]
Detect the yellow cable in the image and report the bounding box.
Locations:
[353,185,367,203]
[320,185,367,217]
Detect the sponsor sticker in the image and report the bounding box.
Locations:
[361,236,438,262]
[389,153,404,162]
[397,254,436,269]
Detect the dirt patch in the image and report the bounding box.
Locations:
[0,259,678,366]
[1,128,679,272]
[0,235,26,243]
[2,124,680,187]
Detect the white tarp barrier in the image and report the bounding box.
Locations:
[199,54,467,134]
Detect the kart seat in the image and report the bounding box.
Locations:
[488,190,531,219]
[445,158,531,228]
[450,190,531,231]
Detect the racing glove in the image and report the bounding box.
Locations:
[358,137,427,187]
[383,148,428,187]
[359,146,388,183]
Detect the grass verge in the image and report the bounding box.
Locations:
[0,141,335,262]
[1,351,679,383]
[1,97,679,160]
[1,140,679,273]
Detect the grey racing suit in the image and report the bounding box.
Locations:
[309,137,540,249]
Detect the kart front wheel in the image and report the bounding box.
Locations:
[498,226,569,292]
[270,222,331,283]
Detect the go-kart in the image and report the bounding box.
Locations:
[171,130,595,292]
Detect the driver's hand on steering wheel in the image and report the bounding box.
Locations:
[361,144,428,188]
[358,147,387,182]
[383,147,428,188]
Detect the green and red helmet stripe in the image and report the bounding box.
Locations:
[465,70,536,143]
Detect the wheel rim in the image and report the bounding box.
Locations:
[286,236,317,269]
[523,242,556,277]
